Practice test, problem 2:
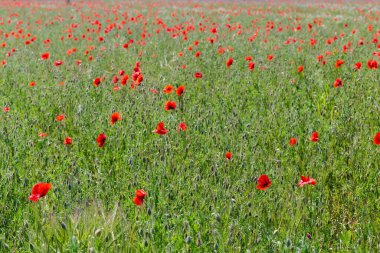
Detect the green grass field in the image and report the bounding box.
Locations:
[0,0,379,252]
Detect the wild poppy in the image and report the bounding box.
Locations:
[226,58,234,68]
[153,122,168,135]
[133,189,146,206]
[367,59,378,69]
[333,78,343,88]
[248,61,255,71]
[165,101,176,111]
[256,174,271,190]
[93,77,101,87]
[176,86,185,96]
[297,66,304,73]
[41,52,50,60]
[310,132,319,142]
[267,55,273,61]
[177,122,187,131]
[64,137,72,145]
[38,132,48,138]
[245,56,253,61]
[54,60,63,66]
[29,82,36,87]
[335,59,344,68]
[96,133,106,147]
[194,72,203,78]
[225,151,232,160]
[298,176,316,187]
[55,114,65,121]
[3,107,9,113]
[163,85,174,94]
[354,62,362,70]
[289,137,297,146]
[374,132,380,145]
[28,182,52,202]
[110,112,121,125]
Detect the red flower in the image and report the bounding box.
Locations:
[194,72,203,78]
[289,137,297,146]
[64,137,72,145]
[298,176,316,187]
[195,51,201,58]
[121,75,129,86]
[335,59,344,68]
[153,122,168,135]
[297,66,304,73]
[267,55,273,61]
[54,60,63,66]
[367,59,378,69]
[28,182,52,202]
[310,132,319,142]
[133,189,147,206]
[245,56,253,61]
[226,58,234,68]
[176,86,185,96]
[3,107,9,113]
[110,112,121,125]
[38,132,48,138]
[256,174,271,190]
[374,132,380,145]
[55,114,65,121]
[225,151,232,160]
[76,60,82,66]
[248,61,255,71]
[354,62,362,70]
[96,133,107,147]
[93,77,101,87]
[177,122,187,131]
[41,52,50,60]
[333,78,343,88]
[29,81,36,87]
[163,85,174,94]
[165,101,176,111]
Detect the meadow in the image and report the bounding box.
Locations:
[0,0,379,252]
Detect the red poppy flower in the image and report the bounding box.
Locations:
[133,189,146,206]
[298,176,316,187]
[153,122,168,135]
[310,132,319,142]
[55,114,65,121]
[256,174,271,190]
[64,137,72,145]
[297,66,304,73]
[76,60,82,66]
[354,62,362,70]
[226,58,234,68]
[110,112,121,125]
[41,52,50,60]
[29,81,36,87]
[177,122,187,131]
[367,59,378,69]
[163,85,174,94]
[248,61,255,71]
[28,182,52,202]
[225,151,232,160]
[195,51,201,58]
[54,60,63,66]
[335,59,344,68]
[38,132,48,138]
[121,75,129,86]
[289,137,297,146]
[93,77,101,87]
[374,132,380,145]
[96,133,107,147]
[267,55,273,61]
[3,107,9,113]
[333,78,343,88]
[165,101,176,111]
[176,86,185,96]
[245,56,253,61]
[194,72,203,78]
